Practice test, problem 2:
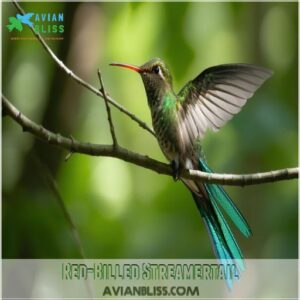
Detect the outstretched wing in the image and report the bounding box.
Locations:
[176,64,273,149]
[17,13,34,20]
[25,13,35,18]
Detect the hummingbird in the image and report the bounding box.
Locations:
[110,58,272,273]
[17,13,34,28]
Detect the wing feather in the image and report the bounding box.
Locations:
[177,64,273,150]
[199,100,221,130]
[193,104,208,136]
[207,90,246,109]
[203,95,234,122]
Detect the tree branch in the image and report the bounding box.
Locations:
[3,94,298,186]
[12,0,156,137]
[98,69,118,147]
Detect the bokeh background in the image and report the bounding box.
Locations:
[2,2,298,259]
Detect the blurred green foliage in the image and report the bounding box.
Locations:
[2,2,297,259]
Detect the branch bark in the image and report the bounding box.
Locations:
[3,94,298,186]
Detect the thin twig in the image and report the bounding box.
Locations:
[97,69,118,147]
[12,0,156,137]
[32,154,94,298]
[32,154,86,259]
[3,94,298,186]
[64,135,75,161]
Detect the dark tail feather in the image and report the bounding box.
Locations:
[199,159,252,237]
[192,193,233,259]
[188,158,252,288]
[192,193,241,289]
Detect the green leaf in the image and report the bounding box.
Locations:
[15,20,23,32]
[7,17,23,32]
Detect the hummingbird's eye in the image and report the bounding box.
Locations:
[152,65,160,74]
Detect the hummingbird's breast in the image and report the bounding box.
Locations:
[150,94,181,162]
[150,96,201,171]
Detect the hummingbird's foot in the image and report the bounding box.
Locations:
[171,160,182,181]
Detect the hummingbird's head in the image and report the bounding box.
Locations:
[139,58,173,88]
[110,58,173,106]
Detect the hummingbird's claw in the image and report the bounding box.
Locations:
[171,160,181,181]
